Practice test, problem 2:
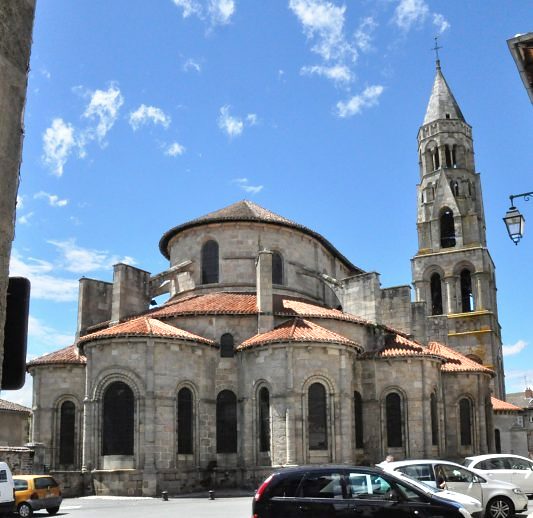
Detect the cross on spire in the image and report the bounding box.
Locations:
[432,36,443,69]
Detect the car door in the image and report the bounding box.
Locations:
[438,464,483,506]
[508,457,533,494]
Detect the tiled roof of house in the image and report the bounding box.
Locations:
[238,318,361,350]
[151,292,371,325]
[0,398,31,414]
[27,344,86,368]
[363,334,442,360]
[78,316,215,346]
[491,396,523,412]
[158,200,363,274]
[428,342,494,375]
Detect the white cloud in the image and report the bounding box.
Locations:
[354,16,377,52]
[29,315,74,349]
[9,253,79,302]
[218,105,244,137]
[165,142,186,156]
[183,58,201,72]
[42,118,77,177]
[433,13,450,34]
[48,239,136,274]
[289,0,355,62]
[503,340,528,357]
[18,212,34,225]
[0,374,33,408]
[16,195,24,210]
[232,178,263,195]
[173,0,202,18]
[301,64,353,84]
[34,191,69,208]
[172,0,235,26]
[393,0,429,31]
[129,104,171,131]
[246,113,258,126]
[336,85,384,118]
[82,84,124,144]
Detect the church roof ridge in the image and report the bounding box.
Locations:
[158,200,363,274]
[423,63,465,125]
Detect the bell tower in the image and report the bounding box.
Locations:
[411,59,505,398]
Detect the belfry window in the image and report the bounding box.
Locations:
[258,387,270,452]
[452,145,458,168]
[59,401,76,465]
[308,383,328,450]
[272,251,283,285]
[354,391,364,449]
[430,393,439,446]
[201,240,219,284]
[459,398,472,446]
[216,390,237,453]
[386,392,402,447]
[440,208,456,248]
[103,381,134,456]
[460,269,474,312]
[450,180,459,196]
[177,387,193,454]
[430,273,443,315]
[220,333,234,358]
[432,148,440,170]
[445,145,452,168]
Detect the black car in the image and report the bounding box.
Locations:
[252,465,473,518]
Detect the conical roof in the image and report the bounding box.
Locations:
[423,62,465,125]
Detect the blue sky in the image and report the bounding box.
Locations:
[2,0,532,406]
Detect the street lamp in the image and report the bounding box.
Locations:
[503,192,533,244]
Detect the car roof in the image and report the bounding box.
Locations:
[271,465,385,476]
[382,459,464,468]
[13,475,54,480]
[465,453,531,462]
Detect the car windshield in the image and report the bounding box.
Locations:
[387,471,438,495]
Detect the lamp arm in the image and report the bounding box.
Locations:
[510,192,533,206]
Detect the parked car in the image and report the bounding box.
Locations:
[463,454,533,496]
[379,459,528,518]
[12,475,62,518]
[252,464,478,518]
[0,462,15,516]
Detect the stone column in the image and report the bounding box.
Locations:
[473,272,485,311]
[444,276,456,314]
[256,250,273,333]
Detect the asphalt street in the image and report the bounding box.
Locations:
[22,495,533,518]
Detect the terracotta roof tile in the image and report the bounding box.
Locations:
[491,396,523,412]
[428,342,494,375]
[238,318,361,350]
[27,345,86,368]
[364,334,441,359]
[275,297,370,324]
[79,316,215,346]
[0,398,31,414]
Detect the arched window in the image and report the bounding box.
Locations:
[258,387,270,452]
[460,269,474,312]
[103,381,134,455]
[430,393,438,446]
[216,390,237,453]
[445,145,452,168]
[459,398,472,446]
[308,383,328,450]
[385,393,402,448]
[59,401,76,465]
[220,333,234,358]
[201,240,219,284]
[272,251,283,285]
[495,429,501,453]
[452,145,458,168]
[450,180,459,196]
[430,273,443,315]
[440,209,456,248]
[432,148,440,170]
[177,387,193,454]
[354,391,364,449]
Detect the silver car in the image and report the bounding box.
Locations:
[380,459,528,518]
[463,454,533,496]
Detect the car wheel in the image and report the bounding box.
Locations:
[17,502,33,518]
[46,507,60,515]
[486,496,514,518]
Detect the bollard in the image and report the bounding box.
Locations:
[208,489,215,500]
[161,490,168,501]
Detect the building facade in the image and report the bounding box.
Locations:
[27,64,512,496]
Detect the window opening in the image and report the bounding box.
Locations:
[201,240,219,284]
[59,401,75,465]
[460,270,474,312]
[430,273,443,315]
[103,381,134,455]
[177,387,193,454]
[216,390,237,453]
[445,145,452,168]
[220,333,234,358]
[308,383,328,450]
[272,251,283,285]
[459,398,472,446]
[386,393,402,447]
[440,209,456,248]
[354,391,364,449]
[430,392,439,446]
[258,387,270,452]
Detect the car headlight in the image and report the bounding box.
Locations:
[512,488,523,495]
[458,506,472,518]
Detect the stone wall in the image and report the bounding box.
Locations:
[0,410,30,446]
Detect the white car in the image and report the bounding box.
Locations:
[463,454,533,496]
[379,459,528,518]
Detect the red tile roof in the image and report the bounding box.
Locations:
[0,399,31,414]
[238,317,361,350]
[428,342,494,375]
[158,200,363,274]
[364,334,442,359]
[27,344,86,368]
[78,316,215,346]
[491,396,523,412]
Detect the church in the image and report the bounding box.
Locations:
[27,62,520,497]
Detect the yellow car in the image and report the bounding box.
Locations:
[13,475,62,517]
